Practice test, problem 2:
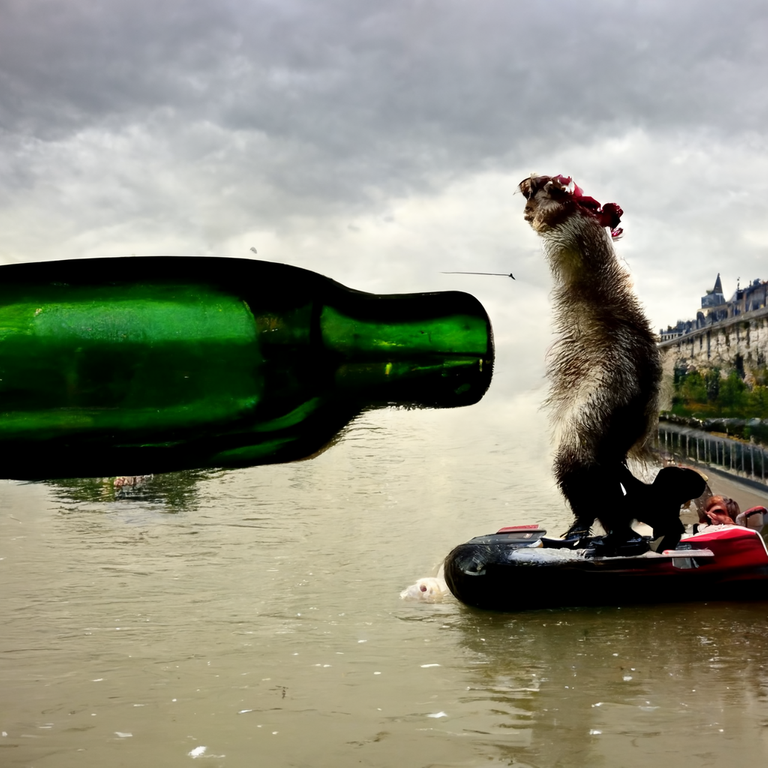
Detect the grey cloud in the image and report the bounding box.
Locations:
[0,0,767,340]
[4,1,767,150]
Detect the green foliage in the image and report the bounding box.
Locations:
[718,370,748,413]
[677,370,706,405]
[753,367,768,387]
[670,366,768,420]
[705,368,721,402]
[748,385,768,419]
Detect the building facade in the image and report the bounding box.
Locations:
[659,275,768,343]
[657,275,768,409]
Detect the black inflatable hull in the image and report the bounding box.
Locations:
[444,526,768,612]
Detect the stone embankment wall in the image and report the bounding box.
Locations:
[658,306,768,408]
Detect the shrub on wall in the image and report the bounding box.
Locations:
[670,366,763,418]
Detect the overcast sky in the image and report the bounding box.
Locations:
[2,0,767,394]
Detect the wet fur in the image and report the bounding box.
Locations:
[520,175,661,534]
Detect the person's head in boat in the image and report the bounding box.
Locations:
[700,495,740,526]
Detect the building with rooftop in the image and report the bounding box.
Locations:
[659,275,768,342]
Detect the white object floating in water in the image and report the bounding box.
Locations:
[400,577,450,602]
[427,711,448,718]
[114,732,132,738]
[189,746,207,758]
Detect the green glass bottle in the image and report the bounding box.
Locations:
[0,257,494,478]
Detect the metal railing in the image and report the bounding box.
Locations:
[658,423,767,486]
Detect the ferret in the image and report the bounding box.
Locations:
[519,174,662,545]
[400,576,450,602]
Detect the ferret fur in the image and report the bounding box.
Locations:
[519,175,662,534]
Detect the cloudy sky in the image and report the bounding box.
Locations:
[2,0,767,394]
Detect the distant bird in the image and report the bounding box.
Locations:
[250,247,257,254]
[442,271,515,279]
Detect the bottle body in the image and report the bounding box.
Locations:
[0,257,494,478]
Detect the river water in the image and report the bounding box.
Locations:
[2,381,768,768]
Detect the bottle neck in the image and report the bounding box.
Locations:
[319,292,491,358]
[319,290,493,408]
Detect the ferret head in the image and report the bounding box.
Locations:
[519,175,623,239]
[520,175,575,234]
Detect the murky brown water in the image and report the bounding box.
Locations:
[2,389,768,767]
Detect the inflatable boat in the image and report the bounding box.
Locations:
[444,524,768,611]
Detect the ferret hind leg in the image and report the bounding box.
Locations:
[554,454,625,538]
[555,454,651,556]
[592,464,648,555]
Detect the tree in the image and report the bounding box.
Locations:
[719,370,748,413]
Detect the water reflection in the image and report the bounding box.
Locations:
[44,470,220,511]
[450,603,768,766]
